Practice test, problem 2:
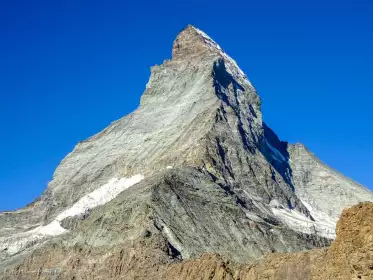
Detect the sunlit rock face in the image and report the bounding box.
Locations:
[1,25,372,278]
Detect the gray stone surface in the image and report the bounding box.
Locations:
[288,143,373,221]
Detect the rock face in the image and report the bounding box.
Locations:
[0,25,372,278]
[158,203,373,280]
[162,202,373,280]
[4,203,373,280]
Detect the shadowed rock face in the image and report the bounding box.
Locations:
[0,25,372,278]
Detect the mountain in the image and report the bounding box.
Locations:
[1,25,372,279]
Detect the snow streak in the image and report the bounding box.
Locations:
[0,174,144,256]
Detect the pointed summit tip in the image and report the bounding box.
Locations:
[172,24,248,82]
[184,24,202,33]
[185,24,198,30]
[172,24,220,59]
[179,24,200,34]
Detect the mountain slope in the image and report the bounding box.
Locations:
[0,25,372,277]
[4,202,373,280]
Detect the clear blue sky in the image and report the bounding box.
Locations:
[1,0,372,211]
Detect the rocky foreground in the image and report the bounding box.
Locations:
[4,202,372,280]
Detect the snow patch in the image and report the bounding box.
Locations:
[56,175,144,222]
[271,200,336,239]
[269,199,282,208]
[0,174,144,257]
[299,198,337,230]
[31,220,67,236]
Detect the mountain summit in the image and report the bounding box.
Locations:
[1,25,372,279]
[172,25,247,78]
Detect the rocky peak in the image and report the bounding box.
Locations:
[171,25,249,85]
[172,25,216,59]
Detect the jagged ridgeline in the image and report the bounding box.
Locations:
[1,25,372,279]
